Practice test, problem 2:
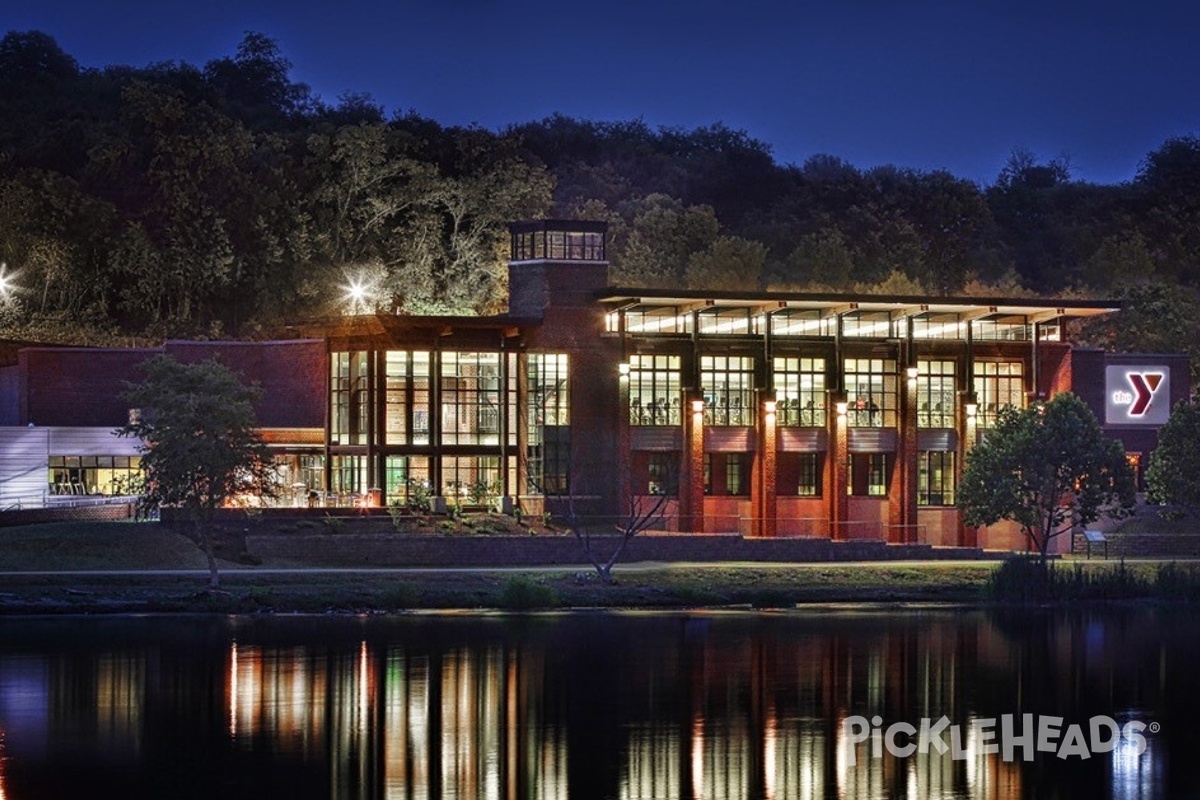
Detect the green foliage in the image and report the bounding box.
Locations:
[497,576,558,609]
[958,393,1136,560]
[323,514,347,535]
[118,355,278,586]
[986,559,1200,603]
[387,501,411,531]
[685,235,767,290]
[467,477,499,506]
[7,32,1200,342]
[985,558,1149,603]
[1146,396,1200,513]
[1079,284,1200,387]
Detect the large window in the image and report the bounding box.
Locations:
[331,351,369,445]
[648,453,676,496]
[916,360,956,428]
[528,354,570,495]
[443,456,502,505]
[48,456,141,496]
[778,452,823,496]
[972,317,1030,341]
[849,453,889,496]
[841,312,897,338]
[704,453,748,496]
[697,308,752,336]
[918,451,955,506]
[701,356,755,426]
[769,310,836,337]
[974,361,1025,428]
[774,357,826,427]
[844,358,898,428]
[384,455,430,507]
[298,455,324,494]
[385,351,431,445]
[512,229,605,261]
[441,352,502,445]
[629,355,681,426]
[330,454,367,498]
[613,308,693,335]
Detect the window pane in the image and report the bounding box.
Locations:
[844,358,897,428]
[773,356,826,427]
[916,359,956,428]
[701,356,755,426]
[629,355,681,426]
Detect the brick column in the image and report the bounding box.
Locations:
[894,366,919,543]
[754,397,778,538]
[680,395,706,533]
[617,362,632,522]
[829,391,848,540]
[958,392,979,547]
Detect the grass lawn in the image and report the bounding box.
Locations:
[1,520,1199,614]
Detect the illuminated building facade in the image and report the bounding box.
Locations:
[0,220,1189,551]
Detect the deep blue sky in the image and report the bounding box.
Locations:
[8,0,1200,185]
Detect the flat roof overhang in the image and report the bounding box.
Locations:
[598,287,1119,321]
[288,313,542,347]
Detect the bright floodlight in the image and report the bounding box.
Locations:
[343,277,371,313]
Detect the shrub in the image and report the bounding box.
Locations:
[497,576,558,609]
[986,557,1151,602]
[323,514,346,535]
[387,501,411,532]
[378,584,416,609]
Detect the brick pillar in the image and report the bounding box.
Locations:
[617,363,632,524]
[958,393,979,547]
[894,367,919,543]
[829,392,848,540]
[754,398,778,538]
[680,396,706,533]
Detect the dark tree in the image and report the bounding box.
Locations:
[958,393,1135,562]
[120,355,278,588]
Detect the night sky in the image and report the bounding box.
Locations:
[7,0,1200,185]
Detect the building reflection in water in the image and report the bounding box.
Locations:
[0,610,1186,799]
[1,727,8,800]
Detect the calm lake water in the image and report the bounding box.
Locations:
[0,608,1194,799]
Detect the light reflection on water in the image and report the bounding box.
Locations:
[0,609,1191,799]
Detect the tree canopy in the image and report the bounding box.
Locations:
[3,30,1200,347]
[1146,395,1200,515]
[119,355,277,587]
[958,393,1136,561]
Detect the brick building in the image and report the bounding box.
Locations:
[0,220,1188,551]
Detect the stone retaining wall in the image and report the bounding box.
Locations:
[246,532,986,567]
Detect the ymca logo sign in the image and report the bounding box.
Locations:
[1105,366,1170,425]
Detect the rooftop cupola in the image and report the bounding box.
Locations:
[507,220,609,318]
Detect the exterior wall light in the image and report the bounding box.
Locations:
[618,362,630,376]
[836,401,849,417]
[764,399,777,415]
[965,402,978,418]
[692,399,705,414]
[906,366,919,380]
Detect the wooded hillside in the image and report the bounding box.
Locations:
[2,30,1199,363]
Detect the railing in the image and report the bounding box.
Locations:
[1,493,138,512]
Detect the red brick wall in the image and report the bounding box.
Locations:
[166,340,326,428]
[19,347,161,426]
